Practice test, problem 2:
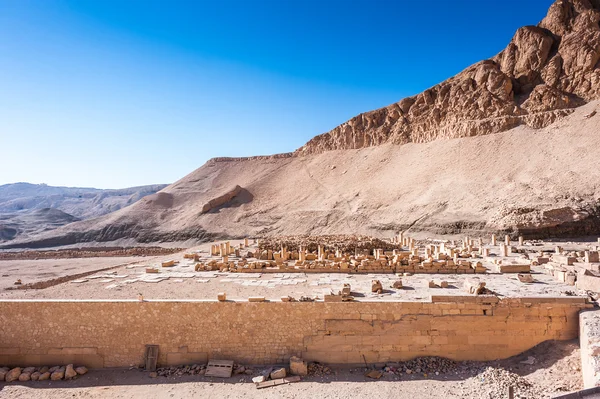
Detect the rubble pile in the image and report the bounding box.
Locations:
[477,367,542,399]
[154,363,251,378]
[307,362,332,376]
[389,357,457,375]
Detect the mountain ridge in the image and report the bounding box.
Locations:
[5,0,600,249]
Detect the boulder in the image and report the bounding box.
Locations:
[51,368,65,381]
[75,366,88,375]
[18,372,31,381]
[0,367,9,381]
[31,371,41,381]
[39,366,49,374]
[65,364,77,379]
[5,367,21,383]
[270,367,286,379]
[22,366,36,374]
[38,372,51,381]
[48,366,60,373]
[392,280,403,289]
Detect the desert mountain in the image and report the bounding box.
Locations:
[0,183,167,242]
[5,0,600,249]
[298,0,600,154]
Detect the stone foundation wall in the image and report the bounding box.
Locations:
[0,296,590,368]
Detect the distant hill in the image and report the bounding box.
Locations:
[0,182,167,242]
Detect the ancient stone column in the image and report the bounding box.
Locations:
[504,235,510,246]
[518,236,524,246]
[500,244,508,257]
[491,234,497,246]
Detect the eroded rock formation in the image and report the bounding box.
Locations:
[296,0,600,155]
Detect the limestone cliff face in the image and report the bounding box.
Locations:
[296,0,600,155]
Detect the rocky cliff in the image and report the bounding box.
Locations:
[296,0,600,155]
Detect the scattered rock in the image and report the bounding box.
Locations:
[50,368,65,381]
[18,372,31,381]
[64,364,77,379]
[518,273,534,283]
[365,369,383,379]
[371,280,383,294]
[308,362,331,376]
[75,366,88,375]
[31,371,41,381]
[38,372,51,381]
[5,367,21,383]
[0,367,9,381]
[252,375,265,384]
[270,367,286,379]
[149,371,158,378]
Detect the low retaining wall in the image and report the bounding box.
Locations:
[0,296,590,368]
[580,309,600,388]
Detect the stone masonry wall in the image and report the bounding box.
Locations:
[0,296,591,368]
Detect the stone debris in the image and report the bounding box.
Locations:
[517,273,534,283]
[289,356,308,376]
[0,365,88,382]
[464,278,486,295]
[365,369,383,379]
[270,367,286,379]
[387,357,457,376]
[155,364,208,377]
[477,367,541,399]
[307,362,331,376]
[371,280,383,294]
[65,364,77,379]
[51,367,66,380]
[5,367,21,382]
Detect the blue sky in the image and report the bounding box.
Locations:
[1,0,553,189]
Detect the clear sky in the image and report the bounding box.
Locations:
[1,0,553,189]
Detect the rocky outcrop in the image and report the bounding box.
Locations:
[200,185,244,214]
[296,0,600,155]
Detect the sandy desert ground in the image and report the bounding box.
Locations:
[0,340,583,399]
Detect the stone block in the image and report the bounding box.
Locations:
[270,367,286,379]
[289,356,308,376]
[248,297,266,302]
